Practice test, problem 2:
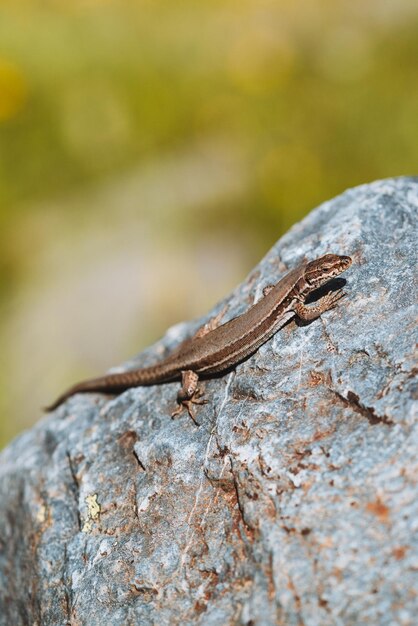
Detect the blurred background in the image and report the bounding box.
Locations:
[1,0,417,447]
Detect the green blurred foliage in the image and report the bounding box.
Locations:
[1,2,417,225]
[0,0,417,445]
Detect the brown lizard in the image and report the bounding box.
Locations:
[46,253,352,422]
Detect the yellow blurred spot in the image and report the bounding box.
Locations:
[0,59,27,121]
[228,26,295,93]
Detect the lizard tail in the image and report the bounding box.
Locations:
[44,367,166,412]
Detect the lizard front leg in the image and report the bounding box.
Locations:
[171,370,206,425]
[294,289,345,321]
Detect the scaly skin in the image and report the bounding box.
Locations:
[46,253,352,421]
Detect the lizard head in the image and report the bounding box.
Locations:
[304,254,352,289]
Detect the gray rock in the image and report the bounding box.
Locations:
[0,177,417,626]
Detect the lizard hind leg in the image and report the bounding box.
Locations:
[171,370,206,425]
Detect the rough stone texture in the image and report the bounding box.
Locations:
[0,177,417,626]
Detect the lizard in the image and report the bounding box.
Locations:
[46,253,352,422]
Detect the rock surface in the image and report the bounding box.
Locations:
[0,177,417,626]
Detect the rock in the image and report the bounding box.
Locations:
[0,177,417,626]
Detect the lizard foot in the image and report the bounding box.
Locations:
[171,390,207,425]
[322,288,346,311]
[171,400,199,425]
[172,371,207,425]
